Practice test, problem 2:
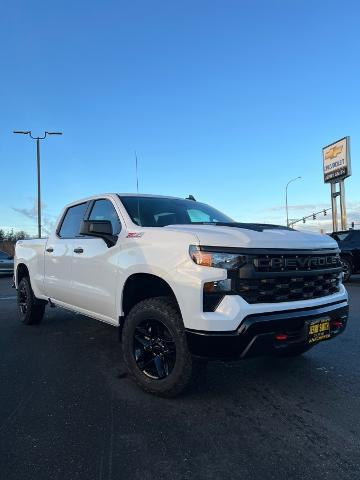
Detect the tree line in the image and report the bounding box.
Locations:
[0,229,31,242]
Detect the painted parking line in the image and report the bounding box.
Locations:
[0,296,17,301]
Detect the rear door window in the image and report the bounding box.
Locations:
[58,203,88,238]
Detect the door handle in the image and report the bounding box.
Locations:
[46,247,54,253]
[73,247,84,254]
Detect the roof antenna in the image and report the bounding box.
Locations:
[135,151,141,226]
[135,151,139,194]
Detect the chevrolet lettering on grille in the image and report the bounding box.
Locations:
[254,255,340,271]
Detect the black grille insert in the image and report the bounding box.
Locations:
[234,271,341,304]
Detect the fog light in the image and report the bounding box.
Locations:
[203,279,232,312]
[204,279,232,293]
[331,320,343,329]
[275,333,288,341]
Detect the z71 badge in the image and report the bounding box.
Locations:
[126,232,144,238]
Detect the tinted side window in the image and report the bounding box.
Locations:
[349,231,360,246]
[59,203,88,238]
[89,199,121,235]
[0,251,8,259]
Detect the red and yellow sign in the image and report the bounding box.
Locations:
[322,137,351,183]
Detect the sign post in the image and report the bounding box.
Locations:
[322,137,351,232]
[330,183,339,232]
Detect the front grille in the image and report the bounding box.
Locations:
[222,249,343,305]
[234,271,341,304]
[200,248,343,310]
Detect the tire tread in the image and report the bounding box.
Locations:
[17,277,45,325]
[122,296,198,397]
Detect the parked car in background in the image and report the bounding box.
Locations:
[330,230,360,282]
[0,250,14,274]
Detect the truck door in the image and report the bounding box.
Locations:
[44,202,89,303]
[66,198,121,323]
[349,231,360,271]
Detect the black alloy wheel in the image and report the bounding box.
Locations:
[134,319,176,379]
[122,296,200,397]
[17,276,46,325]
[18,280,29,317]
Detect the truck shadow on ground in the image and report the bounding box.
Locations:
[3,294,359,480]
[40,305,350,408]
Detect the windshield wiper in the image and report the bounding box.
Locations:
[189,222,293,231]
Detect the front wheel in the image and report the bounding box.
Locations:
[17,277,46,325]
[341,258,352,282]
[122,297,199,397]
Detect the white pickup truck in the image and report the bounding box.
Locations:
[15,193,349,396]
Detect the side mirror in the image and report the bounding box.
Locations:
[80,220,117,247]
[7,255,14,260]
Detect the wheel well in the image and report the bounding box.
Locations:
[340,255,353,265]
[17,264,29,284]
[122,274,179,317]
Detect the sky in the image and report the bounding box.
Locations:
[1,0,359,235]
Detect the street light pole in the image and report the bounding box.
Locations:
[36,138,41,239]
[13,130,62,238]
[285,176,302,227]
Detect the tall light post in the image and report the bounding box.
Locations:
[285,176,301,227]
[13,130,62,238]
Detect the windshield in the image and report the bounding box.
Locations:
[331,232,350,242]
[119,196,235,227]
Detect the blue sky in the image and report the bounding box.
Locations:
[1,0,359,235]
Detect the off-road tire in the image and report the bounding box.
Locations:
[17,277,46,325]
[122,296,201,397]
[341,257,352,283]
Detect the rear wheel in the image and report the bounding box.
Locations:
[122,296,200,397]
[341,258,352,282]
[17,277,46,325]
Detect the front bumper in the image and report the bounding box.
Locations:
[186,300,349,360]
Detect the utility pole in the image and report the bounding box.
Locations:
[285,176,301,227]
[13,131,62,238]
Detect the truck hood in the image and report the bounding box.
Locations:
[162,224,338,250]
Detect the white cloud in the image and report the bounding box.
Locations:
[259,201,360,232]
[267,203,329,212]
[11,198,56,235]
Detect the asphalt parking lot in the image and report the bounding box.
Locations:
[0,275,359,480]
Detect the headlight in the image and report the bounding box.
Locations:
[189,245,247,269]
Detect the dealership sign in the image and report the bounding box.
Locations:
[322,137,351,183]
